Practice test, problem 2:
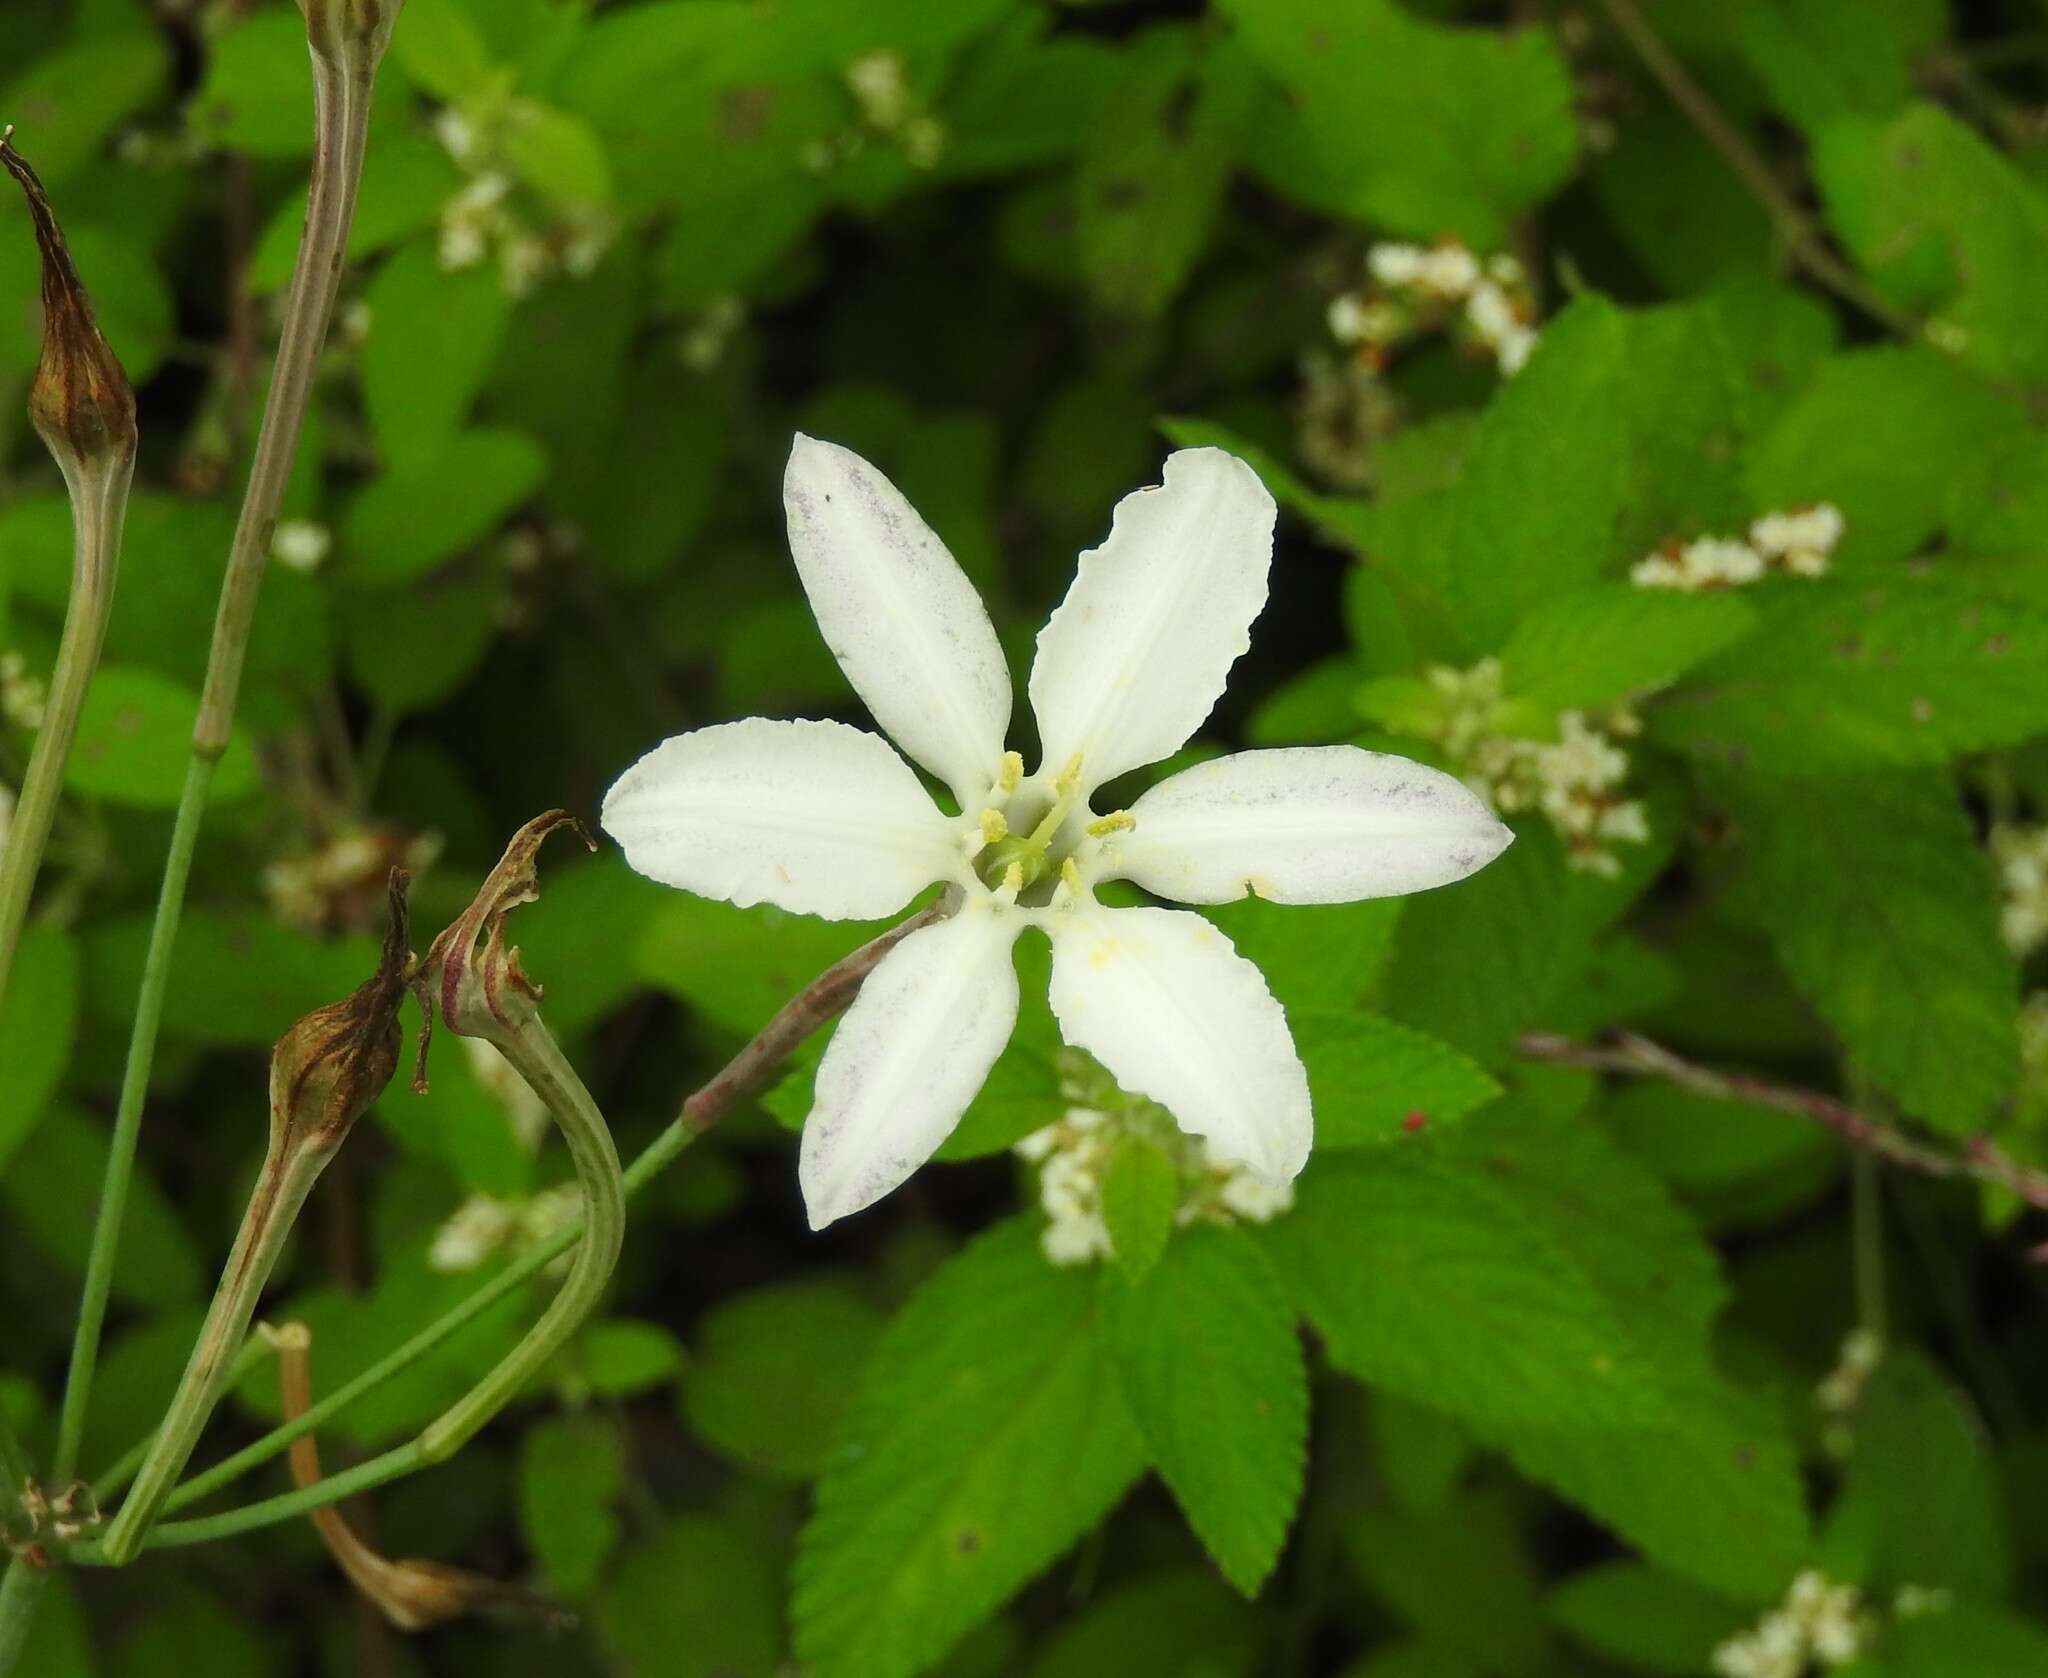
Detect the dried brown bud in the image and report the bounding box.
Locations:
[413,812,594,1081]
[0,129,137,478]
[298,0,405,65]
[270,869,413,1158]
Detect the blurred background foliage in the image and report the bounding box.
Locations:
[4,0,2048,1675]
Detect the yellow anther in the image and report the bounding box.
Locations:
[997,750,1024,793]
[1055,752,1085,797]
[1002,861,1024,894]
[1086,810,1133,838]
[1060,857,1083,894]
[979,808,1009,844]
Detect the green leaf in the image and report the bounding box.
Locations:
[1732,0,1930,131]
[0,28,168,184]
[341,428,547,588]
[793,1221,1147,1678]
[1222,0,1576,245]
[1291,1011,1500,1148]
[1548,1561,1750,1675]
[341,576,499,715]
[1652,574,2048,772]
[1024,1569,1258,1678]
[1347,1490,1550,1675]
[1103,1227,1306,1593]
[518,1412,624,1597]
[361,235,513,464]
[1743,346,2025,566]
[1501,587,1757,712]
[1870,1604,2048,1677]
[67,665,256,806]
[504,98,615,205]
[389,0,498,101]
[84,911,379,1047]
[1264,1150,1665,1435]
[1097,1133,1177,1282]
[598,1514,786,1678]
[193,10,315,158]
[681,1279,883,1479]
[251,132,464,292]
[1601,1082,1837,1230]
[2,1108,203,1308]
[1834,1350,2010,1599]
[1204,896,1402,1020]
[1723,772,2015,1134]
[577,1319,686,1398]
[0,925,79,1177]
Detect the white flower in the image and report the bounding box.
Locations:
[271,519,331,573]
[603,438,1513,1228]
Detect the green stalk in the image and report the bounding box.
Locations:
[0,1407,30,1501]
[91,1332,291,1504]
[50,12,388,1492]
[0,1565,47,1674]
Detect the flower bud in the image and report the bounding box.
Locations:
[297,0,405,66]
[413,812,594,1075]
[270,869,412,1159]
[0,129,137,482]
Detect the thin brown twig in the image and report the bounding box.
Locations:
[1590,0,1923,339]
[1519,1029,2048,1218]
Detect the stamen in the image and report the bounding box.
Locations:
[992,860,1025,906]
[1054,752,1085,797]
[1060,857,1083,893]
[979,808,1009,844]
[1027,796,1072,849]
[997,750,1024,794]
[1086,810,1133,837]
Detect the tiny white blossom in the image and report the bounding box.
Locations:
[1367,242,1427,287]
[271,519,332,573]
[604,439,1512,1227]
[1995,825,2048,954]
[429,1194,519,1273]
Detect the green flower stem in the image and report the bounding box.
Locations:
[51,19,386,1496]
[0,1562,48,1675]
[124,906,944,1535]
[414,1020,624,1463]
[0,1406,31,1500]
[92,1327,290,1504]
[50,753,213,1483]
[0,454,128,1014]
[97,1141,333,1563]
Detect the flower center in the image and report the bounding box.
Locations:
[966,752,1132,907]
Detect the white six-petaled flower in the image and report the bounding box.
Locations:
[602,437,1513,1229]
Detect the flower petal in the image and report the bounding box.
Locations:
[1109,745,1513,905]
[601,717,958,920]
[800,903,1022,1228]
[784,434,1012,804]
[1045,905,1310,1185]
[1028,448,1276,793]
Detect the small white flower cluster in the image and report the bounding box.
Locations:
[263,825,442,937]
[0,653,46,731]
[1814,1326,1883,1457]
[1015,1101,1295,1268]
[803,50,946,175]
[1293,351,1404,492]
[433,109,613,298]
[270,518,332,574]
[678,294,747,373]
[1993,824,2048,955]
[1328,242,1539,375]
[1631,505,1844,591]
[428,1181,582,1277]
[1411,659,1650,877]
[1711,1572,1873,1678]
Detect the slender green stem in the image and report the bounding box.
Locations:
[0,456,127,1013]
[0,1561,48,1675]
[97,1143,330,1563]
[51,754,214,1483]
[92,1333,287,1504]
[415,1021,624,1462]
[53,21,384,1498]
[139,908,938,1526]
[0,1407,30,1499]
[105,1440,425,1554]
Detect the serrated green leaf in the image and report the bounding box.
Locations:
[681,1279,883,1478]
[1653,574,2048,771]
[518,1412,624,1597]
[1097,1134,1177,1281]
[1722,772,2014,1134]
[1204,896,1402,1021]
[1291,1011,1500,1148]
[793,1221,1147,1678]
[1103,1228,1306,1593]
[1264,1150,1665,1435]
[1502,587,1756,712]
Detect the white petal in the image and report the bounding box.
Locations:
[1028,448,1276,793]
[800,903,1022,1227]
[1045,905,1310,1185]
[1110,746,1513,905]
[601,718,958,919]
[784,435,1012,804]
